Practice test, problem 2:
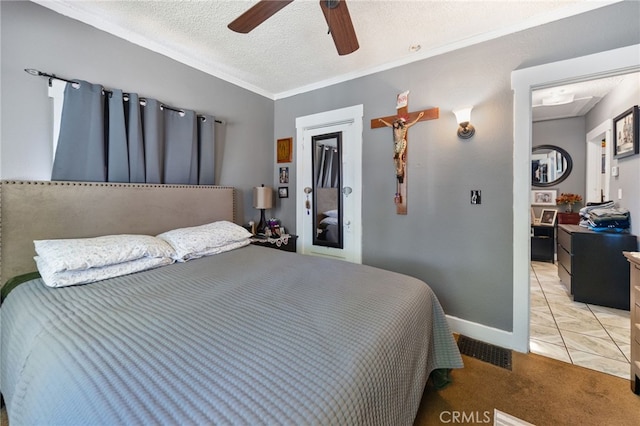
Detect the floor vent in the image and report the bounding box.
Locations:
[457,335,512,370]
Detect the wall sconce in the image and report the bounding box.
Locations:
[253,184,273,235]
[453,106,475,139]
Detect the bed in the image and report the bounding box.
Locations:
[315,187,340,244]
[0,180,462,425]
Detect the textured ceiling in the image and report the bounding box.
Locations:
[532,73,639,122]
[36,0,619,99]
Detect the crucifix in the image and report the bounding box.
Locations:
[371,91,439,214]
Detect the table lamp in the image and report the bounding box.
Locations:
[253,184,273,235]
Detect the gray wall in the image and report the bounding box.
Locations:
[274,2,640,331]
[586,75,640,237]
[531,117,586,218]
[0,1,274,225]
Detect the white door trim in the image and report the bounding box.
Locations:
[511,44,640,353]
[295,105,363,263]
[585,119,613,203]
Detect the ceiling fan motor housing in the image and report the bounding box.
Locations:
[325,0,340,9]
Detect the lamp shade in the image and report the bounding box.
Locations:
[253,186,273,209]
[453,106,473,125]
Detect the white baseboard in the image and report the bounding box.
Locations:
[446,314,527,353]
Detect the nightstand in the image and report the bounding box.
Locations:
[531,224,555,262]
[251,234,297,252]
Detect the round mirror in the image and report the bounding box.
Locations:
[531,144,572,187]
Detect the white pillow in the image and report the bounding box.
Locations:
[323,209,338,218]
[157,220,252,261]
[204,239,251,257]
[34,234,176,273]
[320,216,338,226]
[35,256,173,288]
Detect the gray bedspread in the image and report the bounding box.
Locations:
[1,245,462,425]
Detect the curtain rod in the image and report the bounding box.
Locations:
[25,68,224,124]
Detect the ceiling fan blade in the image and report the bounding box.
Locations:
[319,0,359,55]
[228,0,294,33]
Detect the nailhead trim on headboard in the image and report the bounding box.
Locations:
[0,181,238,228]
[1,180,234,189]
[0,180,238,287]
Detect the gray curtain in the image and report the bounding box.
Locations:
[107,89,129,182]
[52,81,106,181]
[141,98,162,183]
[164,109,197,185]
[198,115,215,185]
[315,144,339,188]
[128,93,146,183]
[52,80,215,185]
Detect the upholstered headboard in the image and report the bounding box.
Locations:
[316,188,338,217]
[0,180,236,287]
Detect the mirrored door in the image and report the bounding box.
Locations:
[295,105,363,263]
[312,132,343,248]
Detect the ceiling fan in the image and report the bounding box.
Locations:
[228,0,359,56]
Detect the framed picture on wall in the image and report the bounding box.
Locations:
[531,207,540,225]
[278,187,288,198]
[279,167,289,184]
[531,189,557,206]
[277,137,293,163]
[539,209,557,226]
[613,105,639,159]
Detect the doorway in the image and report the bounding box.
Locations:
[585,119,613,204]
[527,74,637,376]
[295,105,363,263]
[512,44,640,352]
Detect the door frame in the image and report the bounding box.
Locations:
[511,44,640,353]
[585,119,613,203]
[295,104,363,263]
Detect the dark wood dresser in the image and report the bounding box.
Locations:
[557,224,637,310]
[623,252,640,394]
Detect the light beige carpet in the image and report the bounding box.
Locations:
[415,351,640,425]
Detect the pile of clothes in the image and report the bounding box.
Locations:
[579,200,631,233]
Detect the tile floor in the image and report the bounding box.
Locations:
[529,261,631,380]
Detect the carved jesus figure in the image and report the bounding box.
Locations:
[379,111,424,183]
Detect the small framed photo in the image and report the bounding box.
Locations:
[278,187,288,198]
[539,209,557,226]
[531,207,540,225]
[277,137,293,163]
[279,167,289,184]
[270,224,282,238]
[531,189,557,206]
[613,105,639,159]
